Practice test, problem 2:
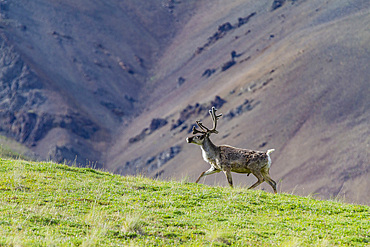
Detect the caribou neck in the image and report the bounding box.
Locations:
[201,136,219,159]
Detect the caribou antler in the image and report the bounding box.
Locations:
[192,107,222,135]
[209,106,222,133]
[192,124,206,135]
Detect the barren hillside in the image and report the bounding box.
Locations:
[1,0,369,204]
[0,0,199,165]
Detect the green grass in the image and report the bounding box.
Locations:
[0,145,29,161]
[0,136,34,161]
[0,158,369,246]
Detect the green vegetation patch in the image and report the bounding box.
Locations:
[0,158,369,246]
[0,136,34,161]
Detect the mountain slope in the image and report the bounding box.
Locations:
[0,0,200,165]
[1,0,369,205]
[1,158,369,245]
[107,0,370,205]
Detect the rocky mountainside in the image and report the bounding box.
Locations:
[0,0,199,165]
[1,0,369,204]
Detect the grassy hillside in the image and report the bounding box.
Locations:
[0,159,369,246]
[0,136,36,161]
